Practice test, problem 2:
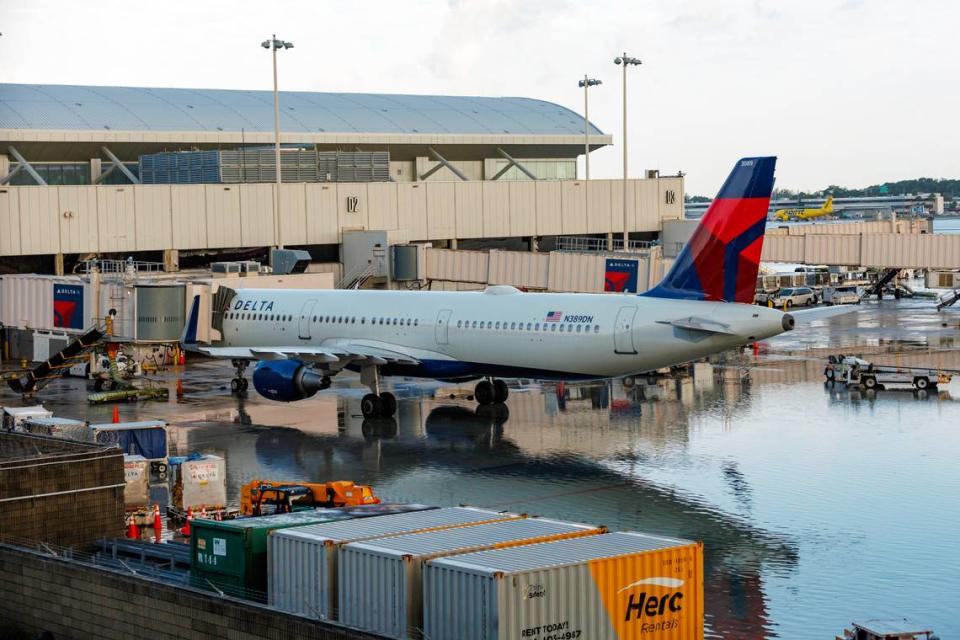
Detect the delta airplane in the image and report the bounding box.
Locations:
[181,156,833,418]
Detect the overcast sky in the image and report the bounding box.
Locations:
[1,0,957,195]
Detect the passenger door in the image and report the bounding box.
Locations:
[614,306,637,354]
[298,300,317,340]
[435,309,452,345]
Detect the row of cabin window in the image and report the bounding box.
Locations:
[457,319,601,334]
[225,311,419,327]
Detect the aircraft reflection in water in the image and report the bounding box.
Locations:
[176,375,794,638]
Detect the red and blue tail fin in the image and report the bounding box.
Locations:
[643,156,776,303]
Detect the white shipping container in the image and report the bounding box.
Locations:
[423,532,704,640]
[178,454,226,510]
[268,506,523,620]
[123,454,150,508]
[338,517,603,639]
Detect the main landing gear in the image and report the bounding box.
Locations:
[360,364,397,418]
[474,378,509,406]
[230,359,249,394]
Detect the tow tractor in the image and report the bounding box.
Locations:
[239,479,380,516]
[824,355,956,390]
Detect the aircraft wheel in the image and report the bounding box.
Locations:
[380,392,397,417]
[493,379,509,404]
[475,380,495,405]
[622,376,636,388]
[361,393,383,418]
[230,378,240,393]
[239,378,249,392]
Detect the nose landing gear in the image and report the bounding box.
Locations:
[475,378,509,405]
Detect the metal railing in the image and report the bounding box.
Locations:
[556,236,658,254]
[75,258,165,275]
[337,262,379,289]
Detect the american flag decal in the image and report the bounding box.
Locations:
[546,311,563,322]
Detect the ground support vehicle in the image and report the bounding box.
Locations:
[824,355,955,390]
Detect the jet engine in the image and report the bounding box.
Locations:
[252,359,330,402]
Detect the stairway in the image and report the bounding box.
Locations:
[937,289,960,311]
[7,325,104,395]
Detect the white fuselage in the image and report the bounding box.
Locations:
[217,287,788,380]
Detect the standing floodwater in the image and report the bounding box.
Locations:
[4,299,958,638]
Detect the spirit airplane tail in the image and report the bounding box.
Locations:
[643,156,776,303]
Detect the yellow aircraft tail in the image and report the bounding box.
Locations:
[822,195,834,213]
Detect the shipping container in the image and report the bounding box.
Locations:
[123,454,150,508]
[176,455,226,511]
[338,517,603,639]
[191,509,360,598]
[423,531,704,640]
[268,506,523,620]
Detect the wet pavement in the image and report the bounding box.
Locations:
[3,298,959,638]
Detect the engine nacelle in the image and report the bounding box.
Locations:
[252,359,328,402]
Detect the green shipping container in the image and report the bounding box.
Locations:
[191,509,356,598]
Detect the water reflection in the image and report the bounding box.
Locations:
[4,324,958,638]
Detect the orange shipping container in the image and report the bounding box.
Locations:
[423,531,704,640]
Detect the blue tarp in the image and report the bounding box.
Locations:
[94,427,167,459]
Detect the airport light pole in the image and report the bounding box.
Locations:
[614,54,641,249]
[578,77,602,180]
[262,35,294,251]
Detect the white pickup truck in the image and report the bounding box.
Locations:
[824,355,954,390]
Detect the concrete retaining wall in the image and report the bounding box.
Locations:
[0,544,375,640]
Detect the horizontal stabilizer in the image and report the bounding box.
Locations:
[656,316,737,335]
[789,305,858,324]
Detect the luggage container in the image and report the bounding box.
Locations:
[88,421,168,460]
[269,506,523,620]
[176,454,227,511]
[20,416,87,439]
[423,532,704,640]
[338,517,604,639]
[191,509,360,599]
[123,454,150,509]
[1,406,53,431]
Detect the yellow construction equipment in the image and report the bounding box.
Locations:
[239,479,380,516]
[774,195,834,221]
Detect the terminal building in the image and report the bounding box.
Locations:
[0,83,685,276]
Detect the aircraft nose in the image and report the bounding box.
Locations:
[782,313,795,331]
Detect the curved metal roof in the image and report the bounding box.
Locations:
[0,83,603,136]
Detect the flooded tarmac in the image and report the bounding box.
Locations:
[3,298,959,638]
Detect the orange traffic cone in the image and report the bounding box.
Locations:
[112,405,120,424]
[179,506,193,537]
[126,514,139,539]
[176,379,184,398]
[153,504,162,543]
